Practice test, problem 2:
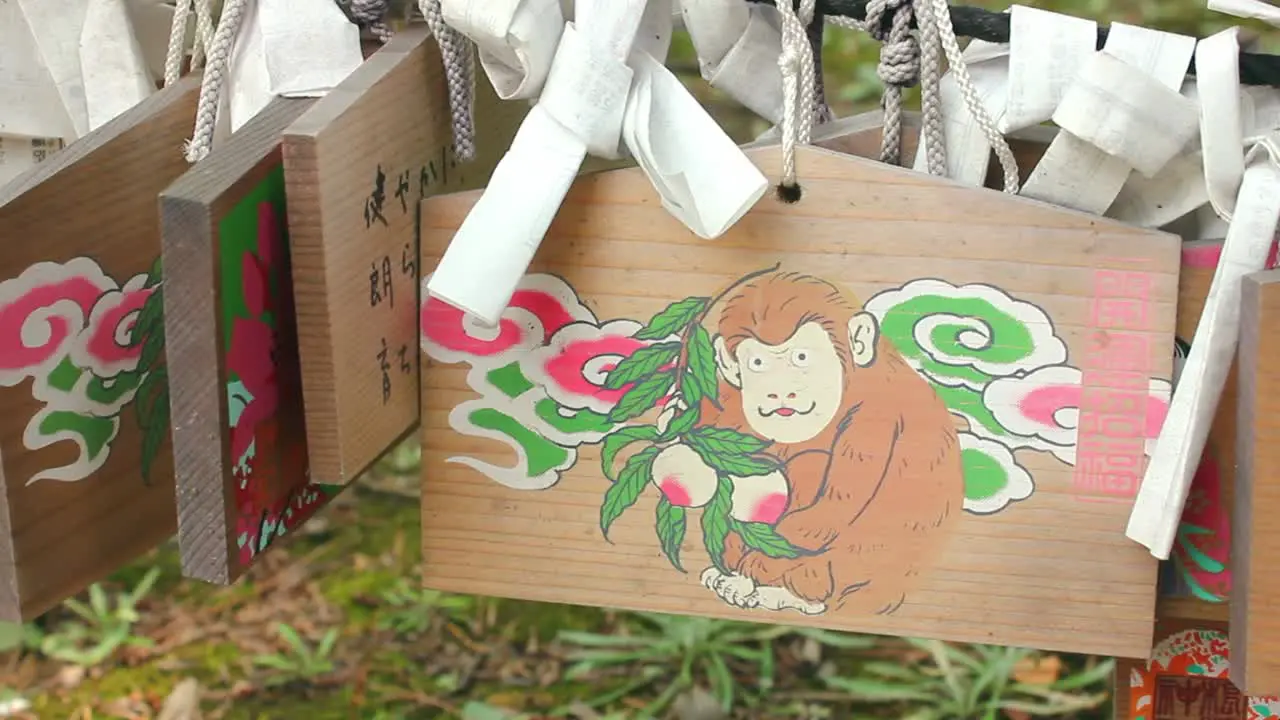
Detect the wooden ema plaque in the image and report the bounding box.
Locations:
[1233,268,1280,695]
[0,77,200,620]
[282,28,526,486]
[160,98,324,584]
[1115,620,1280,719]
[418,143,1179,656]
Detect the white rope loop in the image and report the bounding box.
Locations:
[775,0,817,201]
[183,0,251,163]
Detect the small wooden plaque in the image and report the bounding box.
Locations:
[282,28,525,486]
[1115,619,1280,719]
[161,98,329,584]
[1233,267,1280,696]
[419,144,1179,657]
[0,77,200,620]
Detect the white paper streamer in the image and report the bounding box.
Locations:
[1196,27,1246,220]
[0,135,63,188]
[1128,141,1280,558]
[680,0,784,124]
[1019,23,1195,213]
[17,0,91,138]
[1052,51,1198,178]
[1000,5,1097,134]
[79,0,156,131]
[259,0,363,98]
[429,0,767,325]
[0,0,77,139]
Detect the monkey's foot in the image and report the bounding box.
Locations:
[699,567,759,608]
[753,585,827,615]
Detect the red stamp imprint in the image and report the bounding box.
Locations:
[1074,267,1156,501]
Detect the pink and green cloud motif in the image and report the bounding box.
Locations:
[0,256,162,485]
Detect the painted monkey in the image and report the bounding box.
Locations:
[690,270,963,615]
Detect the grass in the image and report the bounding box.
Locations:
[2,1,1267,715]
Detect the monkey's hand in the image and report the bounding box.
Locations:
[700,567,759,608]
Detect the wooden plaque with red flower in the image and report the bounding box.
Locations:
[161,97,334,584]
[0,77,200,620]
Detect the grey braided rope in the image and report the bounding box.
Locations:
[184,0,252,163]
[349,0,394,42]
[830,0,945,173]
[419,0,476,162]
[912,0,945,175]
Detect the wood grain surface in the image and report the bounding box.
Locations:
[0,77,200,620]
[1233,268,1280,696]
[161,98,318,584]
[418,143,1180,658]
[282,28,526,487]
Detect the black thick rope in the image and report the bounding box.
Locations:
[746,0,1280,88]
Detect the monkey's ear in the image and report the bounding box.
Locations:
[848,312,880,368]
[713,335,742,388]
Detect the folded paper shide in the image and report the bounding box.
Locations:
[427,0,769,326]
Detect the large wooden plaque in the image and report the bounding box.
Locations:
[417,144,1179,657]
[0,77,200,620]
[160,98,323,584]
[282,28,525,486]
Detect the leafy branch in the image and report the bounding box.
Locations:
[594,264,804,573]
[129,257,168,486]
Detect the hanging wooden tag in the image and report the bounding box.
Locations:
[418,143,1180,657]
[160,97,319,584]
[0,77,200,620]
[1114,619,1280,719]
[1233,267,1280,696]
[282,28,525,486]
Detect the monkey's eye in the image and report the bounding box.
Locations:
[791,349,810,367]
[747,355,769,372]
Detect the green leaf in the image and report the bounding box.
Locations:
[700,474,733,573]
[138,321,165,373]
[731,519,802,558]
[689,426,771,455]
[603,342,680,390]
[685,325,719,404]
[679,366,703,407]
[140,388,169,485]
[146,255,163,286]
[657,406,699,441]
[634,297,709,340]
[600,426,659,481]
[654,497,687,572]
[686,429,779,477]
[606,371,674,424]
[824,676,937,702]
[134,371,164,430]
[600,446,660,539]
[134,286,163,341]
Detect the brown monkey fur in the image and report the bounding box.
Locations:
[700,270,963,614]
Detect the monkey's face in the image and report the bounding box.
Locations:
[732,322,843,444]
